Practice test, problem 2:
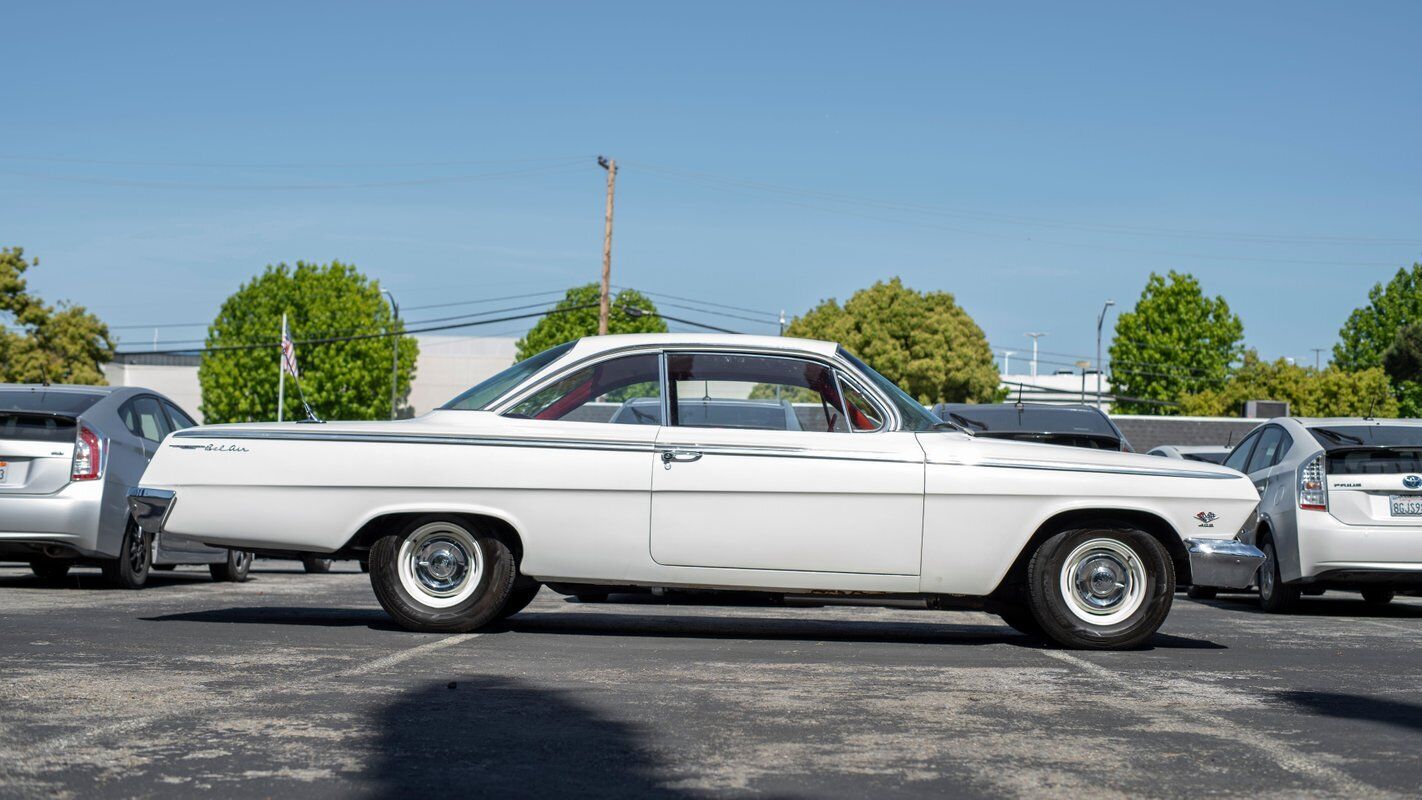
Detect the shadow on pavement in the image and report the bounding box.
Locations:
[1197,594,1422,619]
[366,676,690,798]
[143,607,1225,649]
[1272,690,1422,733]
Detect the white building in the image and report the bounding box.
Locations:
[999,370,1113,409]
[104,335,519,423]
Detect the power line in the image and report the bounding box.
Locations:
[617,286,780,320]
[0,162,586,191]
[0,154,588,170]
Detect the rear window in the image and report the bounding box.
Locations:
[1312,425,1422,475]
[0,389,104,415]
[0,413,77,443]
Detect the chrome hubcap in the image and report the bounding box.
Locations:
[1059,538,1148,625]
[397,523,484,608]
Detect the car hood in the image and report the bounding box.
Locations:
[917,430,1242,479]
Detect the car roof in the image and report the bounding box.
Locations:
[565,333,840,360]
[1289,417,1422,428]
[0,383,121,395]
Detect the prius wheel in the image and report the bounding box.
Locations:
[1257,539,1298,614]
[29,559,71,581]
[369,516,516,633]
[102,525,151,589]
[302,557,334,574]
[210,550,253,582]
[1026,526,1173,650]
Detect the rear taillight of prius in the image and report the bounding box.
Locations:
[72,425,103,481]
[1299,453,1327,511]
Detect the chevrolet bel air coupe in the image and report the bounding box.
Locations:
[129,334,1264,649]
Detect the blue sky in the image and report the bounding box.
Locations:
[4,1,1419,374]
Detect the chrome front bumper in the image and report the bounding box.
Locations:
[127,488,176,535]
[1186,537,1265,590]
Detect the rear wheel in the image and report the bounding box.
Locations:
[29,559,71,581]
[102,526,151,589]
[1257,539,1299,613]
[210,550,253,582]
[1025,526,1174,650]
[1186,586,1218,600]
[497,583,542,620]
[302,557,334,574]
[369,516,517,633]
[1361,588,1395,605]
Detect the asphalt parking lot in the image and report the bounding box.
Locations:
[1,563,1420,799]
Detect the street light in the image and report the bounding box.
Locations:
[1095,299,1115,409]
[381,289,399,420]
[1001,350,1016,374]
[1076,360,1092,404]
[1024,333,1046,379]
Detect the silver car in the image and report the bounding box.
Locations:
[1148,445,1233,465]
[0,384,252,587]
[1203,417,1422,610]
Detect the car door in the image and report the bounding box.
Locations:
[650,350,925,576]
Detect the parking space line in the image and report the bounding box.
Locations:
[1037,649,1392,799]
[1347,618,1418,635]
[16,633,476,759]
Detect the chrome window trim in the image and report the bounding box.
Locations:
[485,342,905,432]
[664,350,853,435]
[171,428,656,453]
[834,372,888,434]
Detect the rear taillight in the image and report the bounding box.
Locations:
[72,426,102,481]
[1299,453,1327,511]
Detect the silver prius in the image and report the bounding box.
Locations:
[0,384,252,587]
[1205,417,1422,611]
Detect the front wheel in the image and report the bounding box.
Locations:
[1025,527,1174,650]
[368,516,517,633]
[102,526,151,589]
[210,550,253,582]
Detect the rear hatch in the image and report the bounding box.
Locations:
[0,412,78,494]
[0,388,106,496]
[1312,424,1422,526]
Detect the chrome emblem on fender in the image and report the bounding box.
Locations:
[1194,511,1218,527]
[1404,475,1422,490]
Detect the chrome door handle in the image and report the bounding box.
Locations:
[661,449,703,468]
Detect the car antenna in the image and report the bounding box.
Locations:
[1225,430,1234,449]
[1366,391,1378,421]
[1014,382,1024,411]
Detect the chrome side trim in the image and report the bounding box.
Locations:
[927,458,1241,480]
[658,443,921,465]
[127,487,176,534]
[1186,538,1265,589]
[172,429,655,453]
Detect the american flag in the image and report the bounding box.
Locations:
[280,328,300,378]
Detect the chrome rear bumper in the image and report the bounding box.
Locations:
[1186,537,1265,590]
[127,488,176,535]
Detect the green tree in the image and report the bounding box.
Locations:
[1337,264,1422,414]
[1178,351,1398,417]
[0,247,114,384]
[515,284,667,360]
[784,277,1001,404]
[1109,271,1244,414]
[199,261,417,423]
[1382,323,1422,385]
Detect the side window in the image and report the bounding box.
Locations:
[1246,427,1284,475]
[839,378,885,432]
[122,397,171,444]
[506,353,661,424]
[665,352,849,432]
[162,402,197,431]
[1272,432,1293,466]
[1223,433,1258,473]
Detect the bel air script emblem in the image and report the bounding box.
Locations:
[1404,475,1422,490]
[1194,511,1218,528]
[171,443,250,453]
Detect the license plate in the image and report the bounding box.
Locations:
[0,465,6,484]
[1390,496,1422,516]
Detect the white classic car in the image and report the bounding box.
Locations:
[129,334,1264,649]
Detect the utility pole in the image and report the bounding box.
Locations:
[382,290,399,420]
[597,156,617,335]
[1310,348,1324,370]
[1096,299,1115,409]
[1025,332,1047,380]
[778,310,786,336]
[1076,360,1091,404]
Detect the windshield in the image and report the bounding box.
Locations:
[836,347,940,432]
[0,389,105,415]
[442,342,575,410]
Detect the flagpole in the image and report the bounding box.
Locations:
[277,312,287,423]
